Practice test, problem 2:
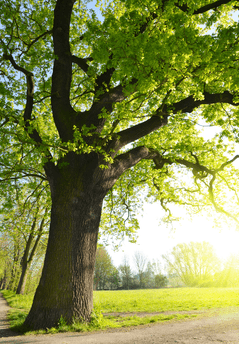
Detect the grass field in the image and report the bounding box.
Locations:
[1,288,239,334]
[94,288,239,312]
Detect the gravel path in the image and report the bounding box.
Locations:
[1,292,239,344]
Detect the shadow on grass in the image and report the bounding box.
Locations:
[0,311,26,338]
[3,309,31,335]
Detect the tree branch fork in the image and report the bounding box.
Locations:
[2,0,239,184]
[2,48,239,178]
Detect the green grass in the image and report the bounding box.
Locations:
[94,288,239,313]
[1,288,239,335]
[1,290,34,310]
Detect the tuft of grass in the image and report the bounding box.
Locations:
[1,288,239,335]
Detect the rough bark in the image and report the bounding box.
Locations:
[24,196,100,328]
[24,143,154,329]
[24,154,109,329]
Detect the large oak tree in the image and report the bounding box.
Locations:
[0,0,239,329]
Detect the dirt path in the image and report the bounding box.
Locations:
[1,293,239,344]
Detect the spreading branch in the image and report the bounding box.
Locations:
[171,91,237,114]
[208,175,239,224]
[150,149,239,224]
[51,0,77,142]
[23,29,53,55]
[2,55,54,170]
[0,118,10,128]
[109,90,238,155]
[71,55,92,74]
[80,83,125,132]
[176,0,235,15]
[112,146,151,179]
[3,54,41,144]
[109,113,168,155]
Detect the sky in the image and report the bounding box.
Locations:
[105,202,239,271]
[86,1,239,271]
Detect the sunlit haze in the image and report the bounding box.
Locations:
[106,202,239,270]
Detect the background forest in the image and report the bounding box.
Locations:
[1,238,239,293]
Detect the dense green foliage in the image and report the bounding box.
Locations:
[0,0,239,328]
[1,0,239,237]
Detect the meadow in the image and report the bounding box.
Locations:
[1,288,239,334]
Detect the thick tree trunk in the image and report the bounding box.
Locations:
[24,162,106,330]
[23,134,146,329]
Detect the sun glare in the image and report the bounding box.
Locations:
[175,217,239,262]
[108,202,239,268]
[139,204,239,264]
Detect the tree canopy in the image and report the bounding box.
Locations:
[1,0,239,230]
[0,0,239,330]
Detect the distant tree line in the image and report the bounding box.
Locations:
[2,235,239,294]
[163,241,239,288]
[93,246,168,290]
[93,243,239,290]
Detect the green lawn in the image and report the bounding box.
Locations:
[94,288,239,313]
[1,288,239,334]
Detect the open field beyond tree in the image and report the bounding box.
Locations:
[1,288,239,334]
